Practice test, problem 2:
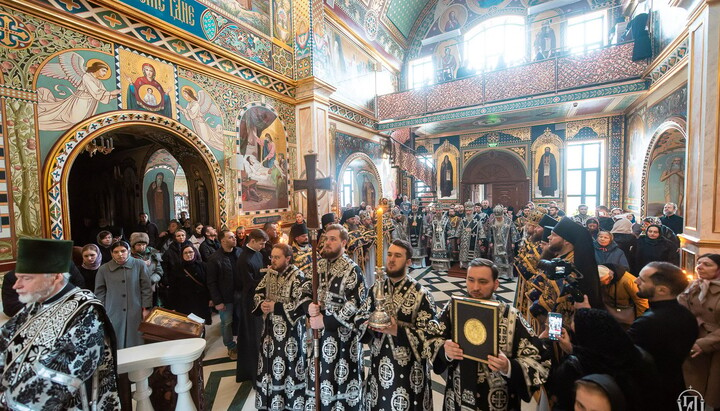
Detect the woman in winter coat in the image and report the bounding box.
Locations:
[95,241,153,348]
[598,263,648,327]
[678,253,720,408]
[169,244,211,324]
[161,229,192,308]
[631,224,678,274]
[594,231,629,268]
[77,243,102,291]
[610,218,636,266]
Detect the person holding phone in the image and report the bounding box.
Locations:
[427,258,550,411]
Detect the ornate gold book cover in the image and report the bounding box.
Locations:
[452,296,499,363]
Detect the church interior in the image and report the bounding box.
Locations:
[1,0,719,407]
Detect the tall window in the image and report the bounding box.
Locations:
[408,56,434,89]
[566,11,605,54]
[341,169,354,207]
[566,141,603,212]
[465,16,526,72]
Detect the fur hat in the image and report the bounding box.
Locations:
[16,238,73,274]
[130,232,149,247]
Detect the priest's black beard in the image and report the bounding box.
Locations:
[540,246,560,260]
[321,247,342,260]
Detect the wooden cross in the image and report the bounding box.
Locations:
[292,153,333,229]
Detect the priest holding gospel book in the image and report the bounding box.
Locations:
[427,258,551,411]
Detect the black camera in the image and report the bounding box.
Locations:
[537,258,585,303]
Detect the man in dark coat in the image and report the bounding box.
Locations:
[198,225,220,262]
[135,212,159,247]
[235,228,269,382]
[660,202,684,235]
[628,261,698,411]
[207,229,240,360]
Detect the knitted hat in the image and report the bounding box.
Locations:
[130,232,149,247]
[597,265,611,280]
[16,238,73,274]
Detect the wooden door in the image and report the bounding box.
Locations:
[491,181,529,211]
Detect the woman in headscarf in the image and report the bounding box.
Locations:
[544,308,657,409]
[96,230,113,264]
[168,244,211,324]
[77,243,102,291]
[161,228,192,308]
[594,231,629,268]
[598,264,648,328]
[631,224,678,274]
[610,218,636,264]
[678,253,720,408]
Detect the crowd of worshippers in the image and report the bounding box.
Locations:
[1,197,718,411]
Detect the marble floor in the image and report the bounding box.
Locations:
[200,267,525,410]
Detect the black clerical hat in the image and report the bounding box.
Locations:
[552,217,588,245]
[321,213,335,229]
[289,223,308,240]
[16,238,73,274]
[540,214,558,242]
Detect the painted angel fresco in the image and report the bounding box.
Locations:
[178,86,224,151]
[36,52,120,131]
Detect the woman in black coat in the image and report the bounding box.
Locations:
[631,224,678,274]
[161,229,192,309]
[168,243,211,323]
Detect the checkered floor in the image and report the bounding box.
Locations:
[199,267,520,410]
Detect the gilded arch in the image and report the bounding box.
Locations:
[42,111,226,239]
[640,117,687,217]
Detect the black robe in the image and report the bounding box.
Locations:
[236,245,269,382]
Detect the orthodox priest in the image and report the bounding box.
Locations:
[306,224,366,409]
[407,200,427,266]
[253,244,311,410]
[513,208,550,316]
[459,201,486,268]
[488,205,520,280]
[357,240,437,410]
[0,238,120,410]
[427,258,550,411]
[289,223,312,273]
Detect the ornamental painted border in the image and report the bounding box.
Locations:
[377,80,649,130]
[234,101,292,215]
[42,111,227,239]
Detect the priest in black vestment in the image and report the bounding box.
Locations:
[236,229,270,382]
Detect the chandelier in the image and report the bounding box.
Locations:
[85,136,114,157]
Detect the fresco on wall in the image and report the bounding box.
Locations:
[439,4,469,32]
[273,0,293,46]
[435,40,461,82]
[315,22,387,111]
[201,0,271,36]
[144,166,176,232]
[625,114,647,212]
[237,104,289,211]
[435,140,459,200]
[177,79,225,153]
[647,152,684,217]
[36,51,120,132]
[529,11,560,60]
[119,48,176,118]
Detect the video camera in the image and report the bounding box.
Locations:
[536,258,585,303]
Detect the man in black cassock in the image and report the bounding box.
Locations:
[427,258,550,411]
[407,200,426,266]
[253,243,311,410]
[357,239,437,410]
[306,224,366,410]
[440,155,453,198]
[236,229,270,382]
[537,147,557,197]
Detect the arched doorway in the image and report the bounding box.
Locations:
[461,149,529,211]
[42,112,226,240]
[642,119,687,217]
[336,153,383,209]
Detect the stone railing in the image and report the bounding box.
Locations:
[377,42,647,121]
[117,338,206,411]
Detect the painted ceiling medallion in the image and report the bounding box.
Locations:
[364,9,379,41]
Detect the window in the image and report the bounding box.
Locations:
[566,11,605,54]
[408,56,434,89]
[341,169,354,207]
[464,16,526,72]
[414,155,434,197]
[565,141,603,212]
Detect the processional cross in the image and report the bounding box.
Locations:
[291,152,333,411]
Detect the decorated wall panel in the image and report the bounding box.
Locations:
[0,3,297,248]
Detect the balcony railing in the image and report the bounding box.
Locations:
[377,42,647,121]
[117,338,206,411]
